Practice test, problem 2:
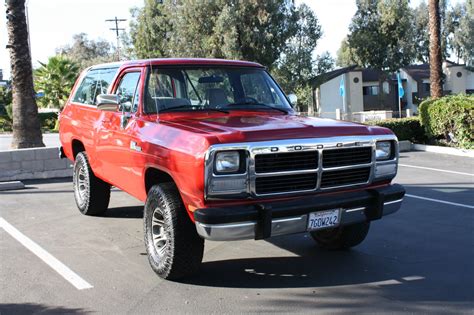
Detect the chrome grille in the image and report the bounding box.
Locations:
[255,173,317,194]
[320,167,371,188]
[255,151,318,173]
[323,147,372,168]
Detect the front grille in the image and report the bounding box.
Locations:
[320,167,371,188]
[323,147,372,168]
[255,151,318,173]
[255,173,317,194]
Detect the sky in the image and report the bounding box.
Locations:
[0,0,465,80]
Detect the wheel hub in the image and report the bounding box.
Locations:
[151,208,168,257]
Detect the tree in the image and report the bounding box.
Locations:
[6,0,44,148]
[336,38,359,67]
[412,0,450,63]
[34,56,80,109]
[451,0,474,66]
[412,1,431,63]
[129,0,171,59]
[429,0,443,99]
[57,33,115,70]
[347,0,415,72]
[129,0,296,69]
[272,3,322,93]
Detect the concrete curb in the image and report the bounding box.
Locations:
[398,141,411,152]
[0,147,72,182]
[412,143,474,158]
[0,181,25,191]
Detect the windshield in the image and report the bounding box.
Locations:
[144,66,291,114]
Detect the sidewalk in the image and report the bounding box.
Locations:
[0,133,60,151]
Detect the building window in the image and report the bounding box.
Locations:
[353,77,359,83]
[457,71,462,78]
[363,86,379,96]
[422,83,430,93]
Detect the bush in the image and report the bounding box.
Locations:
[367,117,426,143]
[419,94,474,149]
[38,112,58,131]
[0,116,12,132]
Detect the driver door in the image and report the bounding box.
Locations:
[95,68,143,191]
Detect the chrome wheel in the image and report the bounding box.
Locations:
[152,208,168,257]
[75,164,88,204]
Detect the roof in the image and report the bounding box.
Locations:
[309,65,358,87]
[402,64,430,81]
[90,58,264,70]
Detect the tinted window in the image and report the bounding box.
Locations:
[72,67,118,105]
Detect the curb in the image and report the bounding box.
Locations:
[411,144,474,158]
[0,181,25,191]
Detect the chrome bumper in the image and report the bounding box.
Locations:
[195,198,403,241]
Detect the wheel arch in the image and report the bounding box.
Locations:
[71,139,86,159]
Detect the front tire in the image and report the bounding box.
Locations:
[310,222,370,250]
[73,152,111,216]
[144,183,204,280]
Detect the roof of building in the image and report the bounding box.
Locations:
[309,65,358,87]
[402,63,430,81]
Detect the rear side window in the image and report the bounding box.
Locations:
[72,67,118,105]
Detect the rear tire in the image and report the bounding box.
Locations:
[310,222,370,250]
[144,183,204,280]
[73,152,111,216]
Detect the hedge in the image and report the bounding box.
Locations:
[419,94,474,149]
[367,117,426,143]
[0,112,58,132]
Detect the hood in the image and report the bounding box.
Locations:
[160,113,392,144]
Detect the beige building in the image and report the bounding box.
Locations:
[313,61,474,119]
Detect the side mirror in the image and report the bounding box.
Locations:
[96,94,120,112]
[288,93,298,106]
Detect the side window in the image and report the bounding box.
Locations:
[116,72,141,113]
[72,67,118,105]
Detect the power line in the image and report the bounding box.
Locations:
[105,17,127,61]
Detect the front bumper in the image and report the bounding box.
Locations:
[194,184,405,241]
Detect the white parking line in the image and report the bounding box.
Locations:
[405,194,474,209]
[399,164,474,177]
[0,217,93,290]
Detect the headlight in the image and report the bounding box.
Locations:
[215,151,241,174]
[376,141,392,160]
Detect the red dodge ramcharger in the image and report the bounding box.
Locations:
[59,58,405,280]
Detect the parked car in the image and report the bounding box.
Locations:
[59,58,405,280]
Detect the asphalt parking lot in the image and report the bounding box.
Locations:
[1,151,473,314]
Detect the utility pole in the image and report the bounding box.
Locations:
[105,17,126,61]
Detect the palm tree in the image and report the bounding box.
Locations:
[429,0,443,99]
[6,0,44,148]
[34,56,80,109]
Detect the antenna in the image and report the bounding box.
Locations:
[105,17,127,60]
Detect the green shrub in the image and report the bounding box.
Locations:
[5,104,13,120]
[419,94,474,149]
[0,116,12,132]
[38,112,58,131]
[367,117,426,143]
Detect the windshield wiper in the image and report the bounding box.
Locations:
[159,105,228,114]
[225,101,289,114]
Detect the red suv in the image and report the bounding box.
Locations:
[59,58,405,280]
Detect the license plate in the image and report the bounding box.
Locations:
[307,209,341,231]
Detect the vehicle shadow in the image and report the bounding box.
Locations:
[105,205,143,219]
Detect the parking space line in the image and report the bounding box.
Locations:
[405,194,474,209]
[399,164,474,177]
[0,217,93,290]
